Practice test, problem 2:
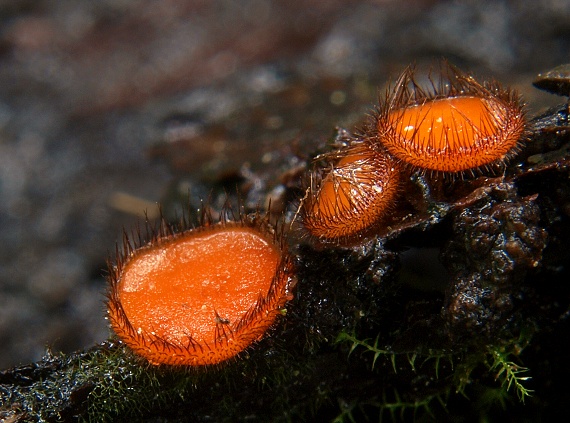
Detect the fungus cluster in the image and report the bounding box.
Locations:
[302,62,527,243]
[106,62,527,366]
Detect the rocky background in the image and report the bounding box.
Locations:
[0,0,568,375]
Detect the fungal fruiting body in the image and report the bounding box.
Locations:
[107,216,294,366]
[376,64,526,173]
[302,139,401,242]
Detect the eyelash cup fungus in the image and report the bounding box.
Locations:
[375,63,527,174]
[302,139,401,243]
[106,214,295,366]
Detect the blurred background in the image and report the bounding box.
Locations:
[0,0,568,368]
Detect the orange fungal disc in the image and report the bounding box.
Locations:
[302,140,401,242]
[106,214,295,366]
[376,63,527,173]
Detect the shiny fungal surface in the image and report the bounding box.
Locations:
[107,217,294,366]
[302,140,401,242]
[376,64,527,173]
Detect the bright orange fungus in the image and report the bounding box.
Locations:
[377,64,526,173]
[302,140,401,242]
[107,219,293,366]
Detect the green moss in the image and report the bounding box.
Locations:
[334,328,534,421]
[486,347,533,403]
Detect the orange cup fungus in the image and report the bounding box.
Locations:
[376,63,527,173]
[106,214,295,366]
[302,139,401,242]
